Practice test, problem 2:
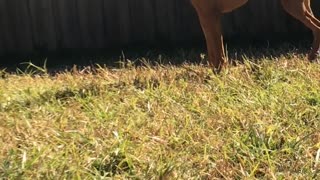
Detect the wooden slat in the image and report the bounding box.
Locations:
[29,0,57,51]
[54,0,81,49]
[0,0,10,55]
[166,0,179,42]
[103,0,131,46]
[77,0,105,48]
[10,0,33,53]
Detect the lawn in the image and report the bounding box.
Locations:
[0,50,320,179]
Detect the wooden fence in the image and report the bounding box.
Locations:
[0,0,319,56]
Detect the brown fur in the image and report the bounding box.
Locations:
[191,0,320,72]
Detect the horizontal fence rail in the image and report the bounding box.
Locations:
[0,0,319,56]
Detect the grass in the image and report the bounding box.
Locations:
[0,49,320,179]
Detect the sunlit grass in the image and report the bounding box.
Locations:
[0,52,320,179]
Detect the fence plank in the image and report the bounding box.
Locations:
[29,0,57,51]
[128,0,156,44]
[103,0,131,46]
[1,0,33,54]
[0,0,10,54]
[54,0,81,49]
[77,0,105,48]
[14,0,34,53]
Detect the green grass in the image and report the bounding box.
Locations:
[0,52,320,179]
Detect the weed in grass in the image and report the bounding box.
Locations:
[92,136,133,177]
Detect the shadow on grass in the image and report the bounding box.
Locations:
[0,38,312,75]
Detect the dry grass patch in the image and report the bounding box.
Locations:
[0,55,320,179]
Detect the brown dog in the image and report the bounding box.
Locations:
[191,0,320,72]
